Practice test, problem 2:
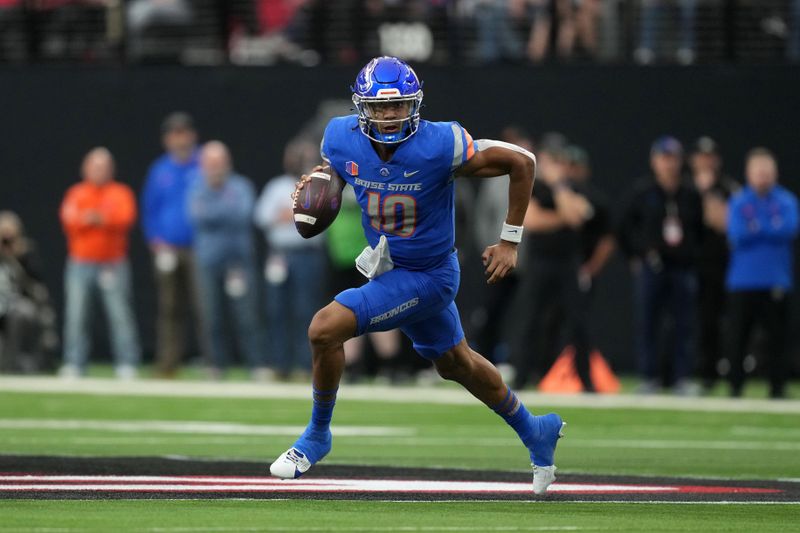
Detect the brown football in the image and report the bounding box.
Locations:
[292,166,345,239]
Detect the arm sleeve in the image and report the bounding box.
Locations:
[237,179,256,226]
[59,187,88,233]
[100,185,137,230]
[449,123,476,173]
[726,195,761,247]
[253,181,279,230]
[187,184,212,227]
[763,193,800,243]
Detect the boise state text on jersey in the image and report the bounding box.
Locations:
[321,114,475,271]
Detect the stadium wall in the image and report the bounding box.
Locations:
[2,65,799,373]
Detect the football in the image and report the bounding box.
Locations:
[292,165,345,239]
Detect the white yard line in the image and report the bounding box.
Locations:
[1,376,798,414]
[0,419,414,437]
[391,500,800,505]
[0,475,780,497]
[731,426,800,437]
[3,526,598,533]
[0,426,800,452]
[355,436,800,451]
[144,526,584,533]
[4,499,797,507]
[0,422,795,451]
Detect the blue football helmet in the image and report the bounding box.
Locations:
[352,56,424,144]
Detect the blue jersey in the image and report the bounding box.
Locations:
[321,115,475,271]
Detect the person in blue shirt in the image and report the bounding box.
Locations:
[141,112,205,378]
[726,147,799,399]
[188,141,267,380]
[270,56,565,495]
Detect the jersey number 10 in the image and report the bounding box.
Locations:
[367,192,417,237]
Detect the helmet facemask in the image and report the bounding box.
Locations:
[353,90,423,144]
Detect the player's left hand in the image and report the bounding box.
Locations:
[481,241,517,284]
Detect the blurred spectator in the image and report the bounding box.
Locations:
[59,147,140,379]
[574,0,603,59]
[141,112,205,379]
[533,144,619,394]
[725,148,798,399]
[688,136,738,392]
[26,1,119,62]
[340,0,447,65]
[0,1,25,62]
[188,141,267,380]
[126,0,192,62]
[566,146,616,380]
[1,0,799,66]
[510,135,595,390]
[253,138,324,380]
[0,211,58,373]
[193,0,260,63]
[635,0,697,65]
[470,128,533,378]
[326,185,402,382]
[229,0,320,65]
[790,0,800,62]
[618,136,703,394]
[469,0,523,63]
[523,0,597,63]
[565,145,615,290]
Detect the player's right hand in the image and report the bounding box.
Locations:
[291,165,326,201]
[482,241,518,284]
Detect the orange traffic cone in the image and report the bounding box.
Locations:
[589,350,621,394]
[538,346,621,394]
[537,347,583,393]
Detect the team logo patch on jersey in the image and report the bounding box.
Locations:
[380,168,390,177]
[346,161,359,176]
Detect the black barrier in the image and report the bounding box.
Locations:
[1,65,798,374]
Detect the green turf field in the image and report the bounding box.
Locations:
[1,380,799,532]
[2,500,798,532]
[0,389,798,478]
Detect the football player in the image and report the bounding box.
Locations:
[271,56,565,494]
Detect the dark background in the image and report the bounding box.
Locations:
[1,65,798,372]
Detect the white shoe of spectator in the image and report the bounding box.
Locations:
[635,379,660,395]
[676,48,695,65]
[115,365,138,381]
[497,363,517,385]
[251,367,276,383]
[58,365,81,380]
[673,379,701,397]
[415,367,442,387]
[634,47,655,65]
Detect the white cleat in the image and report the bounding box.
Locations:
[270,448,313,479]
[532,421,566,495]
[532,464,557,495]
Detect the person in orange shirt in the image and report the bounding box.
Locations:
[59,147,141,379]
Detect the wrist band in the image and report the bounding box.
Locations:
[500,223,523,243]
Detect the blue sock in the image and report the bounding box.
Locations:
[491,388,540,458]
[293,387,337,464]
[310,387,337,429]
